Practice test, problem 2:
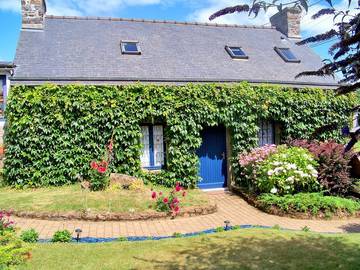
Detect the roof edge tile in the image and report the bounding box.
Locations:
[45,15,275,29]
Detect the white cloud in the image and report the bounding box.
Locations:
[0,0,20,13]
[189,0,358,36]
[189,0,276,26]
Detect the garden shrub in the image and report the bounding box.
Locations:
[238,146,319,195]
[151,183,186,216]
[289,140,354,195]
[5,83,354,188]
[20,229,39,243]
[0,212,30,269]
[51,230,72,243]
[259,192,360,215]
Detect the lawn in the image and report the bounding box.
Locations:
[0,185,208,214]
[19,229,360,270]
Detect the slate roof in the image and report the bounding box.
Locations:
[13,16,338,87]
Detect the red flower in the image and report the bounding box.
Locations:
[151,192,157,199]
[97,167,107,174]
[90,161,98,169]
[163,197,169,203]
[174,206,180,212]
[159,192,163,196]
[175,185,181,192]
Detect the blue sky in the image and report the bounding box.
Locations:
[0,0,351,62]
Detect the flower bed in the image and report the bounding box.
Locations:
[235,142,360,219]
[232,186,360,219]
[0,185,215,221]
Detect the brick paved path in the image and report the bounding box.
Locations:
[13,191,360,239]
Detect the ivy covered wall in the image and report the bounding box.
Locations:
[4,83,355,188]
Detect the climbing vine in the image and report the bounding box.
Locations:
[4,83,355,188]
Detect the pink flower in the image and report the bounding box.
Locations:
[172,197,179,204]
[174,206,180,212]
[151,192,157,199]
[175,185,182,192]
[163,197,169,203]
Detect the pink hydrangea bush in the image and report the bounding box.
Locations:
[151,182,187,216]
[238,145,278,187]
[238,144,278,167]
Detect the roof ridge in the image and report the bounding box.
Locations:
[45,15,275,29]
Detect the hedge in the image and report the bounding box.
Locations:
[4,83,355,188]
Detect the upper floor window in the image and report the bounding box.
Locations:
[140,125,165,169]
[121,41,141,55]
[274,47,300,63]
[258,120,275,146]
[225,46,248,59]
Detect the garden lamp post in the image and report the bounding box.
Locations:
[75,228,82,242]
[224,220,231,231]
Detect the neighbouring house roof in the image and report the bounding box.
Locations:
[13,16,338,88]
[0,62,15,75]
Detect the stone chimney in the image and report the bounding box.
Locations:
[270,7,302,39]
[21,0,47,30]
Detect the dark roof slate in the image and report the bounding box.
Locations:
[13,16,337,87]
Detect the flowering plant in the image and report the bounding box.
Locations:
[238,144,278,186]
[151,182,187,216]
[256,146,320,195]
[88,138,113,191]
[0,210,14,233]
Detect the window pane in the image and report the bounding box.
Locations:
[280,48,297,60]
[230,47,246,56]
[124,43,138,52]
[258,121,275,146]
[140,126,150,167]
[153,125,164,167]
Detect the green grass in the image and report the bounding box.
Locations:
[259,193,360,215]
[19,229,360,270]
[0,185,208,214]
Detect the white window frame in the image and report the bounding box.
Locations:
[121,40,141,55]
[140,124,165,169]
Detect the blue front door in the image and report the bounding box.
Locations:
[197,126,227,189]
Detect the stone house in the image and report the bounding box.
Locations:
[9,0,341,189]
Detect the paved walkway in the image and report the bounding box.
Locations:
[13,191,360,239]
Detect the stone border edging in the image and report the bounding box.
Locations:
[4,203,217,222]
[231,185,360,220]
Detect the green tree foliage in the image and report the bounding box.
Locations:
[4,83,355,188]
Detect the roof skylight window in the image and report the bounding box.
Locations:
[225,46,248,59]
[274,47,300,63]
[121,41,141,55]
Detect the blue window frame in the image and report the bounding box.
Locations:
[258,120,275,146]
[140,125,165,170]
